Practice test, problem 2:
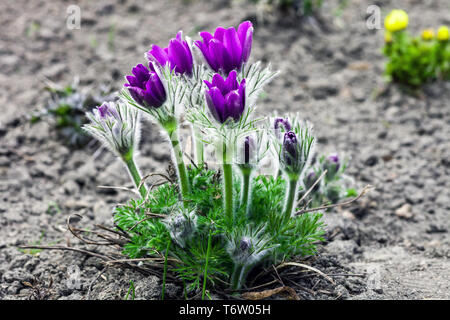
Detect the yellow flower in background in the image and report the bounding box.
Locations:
[385,9,409,32]
[437,26,449,41]
[421,29,434,41]
[384,31,393,43]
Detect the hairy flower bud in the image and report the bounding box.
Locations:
[83,101,140,158]
[322,154,340,181]
[421,29,435,41]
[164,210,197,248]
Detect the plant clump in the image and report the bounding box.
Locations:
[82,20,359,297]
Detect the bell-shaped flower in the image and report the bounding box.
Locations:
[146,31,194,76]
[204,70,246,124]
[84,101,140,157]
[124,63,166,109]
[195,21,253,74]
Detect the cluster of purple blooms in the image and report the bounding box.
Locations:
[83,20,351,292]
[123,21,251,125]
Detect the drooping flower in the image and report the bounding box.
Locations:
[204,70,246,123]
[421,29,434,41]
[146,31,193,76]
[195,21,253,74]
[124,63,166,108]
[437,26,449,42]
[84,101,139,157]
[274,117,291,139]
[384,9,409,32]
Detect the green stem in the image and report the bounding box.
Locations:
[123,154,147,198]
[283,178,299,221]
[202,228,212,300]
[161,239,171,300]
[222,151,234,224]
[231,264,246,290]
[193,127,204,166]
[168,128,190,199]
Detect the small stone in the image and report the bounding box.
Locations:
[395,204,413,219]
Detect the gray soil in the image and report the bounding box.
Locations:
[0,0,449,300]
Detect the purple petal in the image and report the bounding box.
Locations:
[209,39,227,73]
[213,27,226,41]
[132,64,150,83]
[224,27,242,69]
[147,45,169,67]
[224,70,239,92]
[211,73,227,95]
[205,87,226,123]
[127,87,144,106]
[224,90,244,122]
[199,31,214,43]
[195,39,218,72]
[168,39,192,74]
[125,75,142,89]
[237,21,253,62]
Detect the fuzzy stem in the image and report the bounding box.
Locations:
[123,153,147,198]
[168,127,190,199]
[202,228,212,300]
[231,264,251,290]
[161,239,171,300]
[283,177,299,221]
[222,142,234,224]
[193,127,204,166]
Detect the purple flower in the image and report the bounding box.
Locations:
[204,70,246,123]
[124,64,166,108]
[195,21,253,74]
[146,31,193,76]
[282,131,299,167]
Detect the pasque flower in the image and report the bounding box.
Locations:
[124,63,166,108]
[437,26,449,41]
[204,70,246,124]
[384,9,409,32]
[146,31,193,76]
[282,131,299,168]
[195,21,253,74]
[84,101,139,157]
[323,154,340,181]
